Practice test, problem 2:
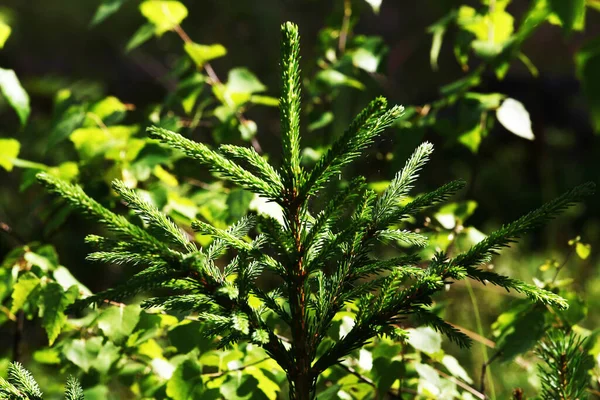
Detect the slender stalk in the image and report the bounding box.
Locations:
[466,280,496,400]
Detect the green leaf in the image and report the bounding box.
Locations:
[548,0,586,34]
[10,272,41,314]
[96,304,141,344]
[213,68,266,108]
[140,0,188,36]
[576,242,591,259]
[0,20,11,49]
[33,348,61,365]
[90,0,127,26]
[249,95,278,107]
[492,302,546,361]
[441,354,472,384]
[0,68,30,126]
[0,138,20,171]
[70,125,143,161]
[496,98,534,140]
[575,37,600,133]
[166,358,204,400]
[315,69,365,90]
[63,337,120,374]
[86,96,127,126]
[227,67,266,94]
[406,326,442,355]
[184,42,227,68]
[48,104,87,148]
[53,266,91,296]
[126,23,155,52]
[41,283,79,345]
[83,385,110,400]
[352,47,380,73]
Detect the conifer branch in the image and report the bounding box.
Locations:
[374,142,434,224]
[387,179,466,225]
[112,180,197,252]
[64,376,85,400]
[219,144,284,190]
[7,362,43,399]
[279,22,303,189]
[192,217,255,252]
[302,98,404,197]
[148,127,280,199]
[36,173,178,261]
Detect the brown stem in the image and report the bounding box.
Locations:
[480,350,501,399]
[287,196,313,399]
[338,0,352,54]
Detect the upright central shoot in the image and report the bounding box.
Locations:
[36,22,593,400]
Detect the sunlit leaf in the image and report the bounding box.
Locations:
[0,138,20,171]
[496,98,534,140]
[363,0,382,14]
[0,20,11,48]
[441,355,472,384]
[96,305,141,344]
[576,242,591,259]
[10,272,41,314]
[407,326,442,355]
[548,0,586,34]
[166,358,204,399]
[185,42,227,69]
[0,67,30,126]
[140,0,188,36]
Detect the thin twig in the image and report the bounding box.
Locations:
[480,350,502,399]
[172,24,263,153]
[338,0,352,53]
[552,246,574,283]
[1,221,26,245]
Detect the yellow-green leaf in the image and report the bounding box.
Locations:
[576,242,591,260]
[70,125,142,161]
[166,358,203,400]
[184,42,227,68]
[0,138,20,171]
[96,304,141,344]
[140,0,188,36]
[10,272,41,314]
[41,283,79,345]
[0,20,11,49]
